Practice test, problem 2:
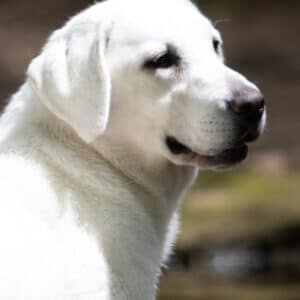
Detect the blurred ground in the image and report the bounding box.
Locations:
[0,1,299,299]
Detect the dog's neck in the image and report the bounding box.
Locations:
[93,134,198,209]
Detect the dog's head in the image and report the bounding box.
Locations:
[28,0,266,170]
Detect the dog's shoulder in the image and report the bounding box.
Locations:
[0,154,53,201]
[0,155,110,299]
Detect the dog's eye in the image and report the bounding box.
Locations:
[213,39,221,54]
[144,51,180,69]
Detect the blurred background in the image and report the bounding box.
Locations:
[0,0,299,299]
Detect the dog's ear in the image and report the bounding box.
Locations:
[27,24,111,143]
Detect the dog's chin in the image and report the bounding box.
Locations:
[165,136,248,170]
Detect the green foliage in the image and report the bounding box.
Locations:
[179,169,300,247]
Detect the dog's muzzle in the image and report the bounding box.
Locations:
[166,89,265,169]
[166,86,265,169]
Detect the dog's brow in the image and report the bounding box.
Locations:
[166,43,180,56]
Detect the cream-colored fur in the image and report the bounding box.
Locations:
[0,0,265,299]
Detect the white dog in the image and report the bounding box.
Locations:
[0,0,266,299]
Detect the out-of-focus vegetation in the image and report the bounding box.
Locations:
[181,168,300,247]
[159,166,300,300]
[160,279,300,300]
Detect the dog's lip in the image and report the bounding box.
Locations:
[166,136,248,168]
[199,144,248,168]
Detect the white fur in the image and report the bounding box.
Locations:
[0,0,265,299]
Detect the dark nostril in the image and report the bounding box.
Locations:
[228,89,265,119]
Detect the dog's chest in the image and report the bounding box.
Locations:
[0,211,109,300]
[0,152,181,299]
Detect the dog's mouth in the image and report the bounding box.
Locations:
[166,136,248,169]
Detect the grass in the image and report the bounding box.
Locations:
[159,167,300,300]
[178,168,300,247]
[160,274,300,300]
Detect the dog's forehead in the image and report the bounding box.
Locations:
[108,0,214,45]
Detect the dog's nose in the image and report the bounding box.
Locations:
[228,88,265,120]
